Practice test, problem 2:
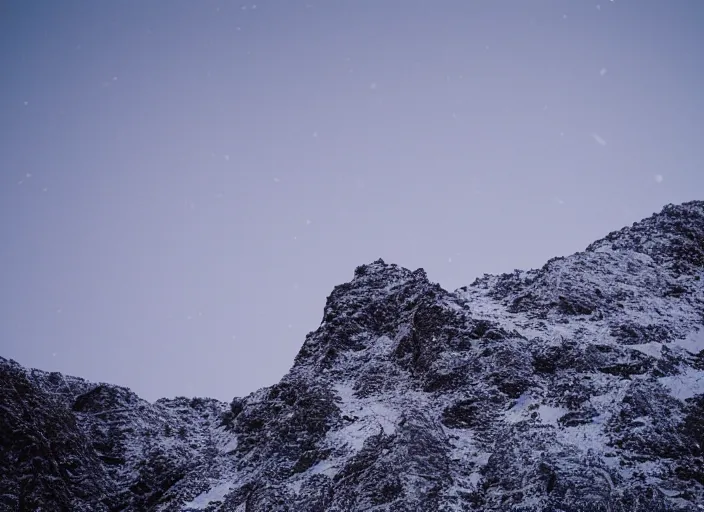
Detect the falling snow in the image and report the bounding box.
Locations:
[592,133,607,146]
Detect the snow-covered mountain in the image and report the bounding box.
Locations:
[2,200,704,511]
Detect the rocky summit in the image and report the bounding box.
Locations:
[2,201,704,512]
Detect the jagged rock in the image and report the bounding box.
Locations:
[2,201,704,511]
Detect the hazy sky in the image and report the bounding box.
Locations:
[2,1,703,402]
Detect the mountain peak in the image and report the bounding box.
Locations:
[319,258,432,327]
[352,258,428,281]
[292,259,440,372]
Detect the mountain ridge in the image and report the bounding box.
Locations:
[1,200,703,511]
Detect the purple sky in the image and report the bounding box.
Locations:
[2,1,703,402]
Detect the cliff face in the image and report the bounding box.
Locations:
[2,201,703,512]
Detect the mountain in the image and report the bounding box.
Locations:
[2,200,704,511]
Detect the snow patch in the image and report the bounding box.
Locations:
[331,383,400,453]
[671,328,704,355]
[287,478,304,495]
[183,482,233,509]
[469,472,482,486]
[504,394,566,426]
[537,404,568,426]
[308,459,338,477]
[659,368,704,400]
[220,436,238,453]
[630,342,663,359]
[505,393,531,423]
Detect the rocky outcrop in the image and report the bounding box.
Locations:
[1,200,704,511]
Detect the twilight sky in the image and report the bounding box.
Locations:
[1,1,703,402]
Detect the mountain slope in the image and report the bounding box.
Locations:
[1,200,703,511]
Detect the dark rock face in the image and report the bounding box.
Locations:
[0,363,112,512]
[2,201,704,511]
